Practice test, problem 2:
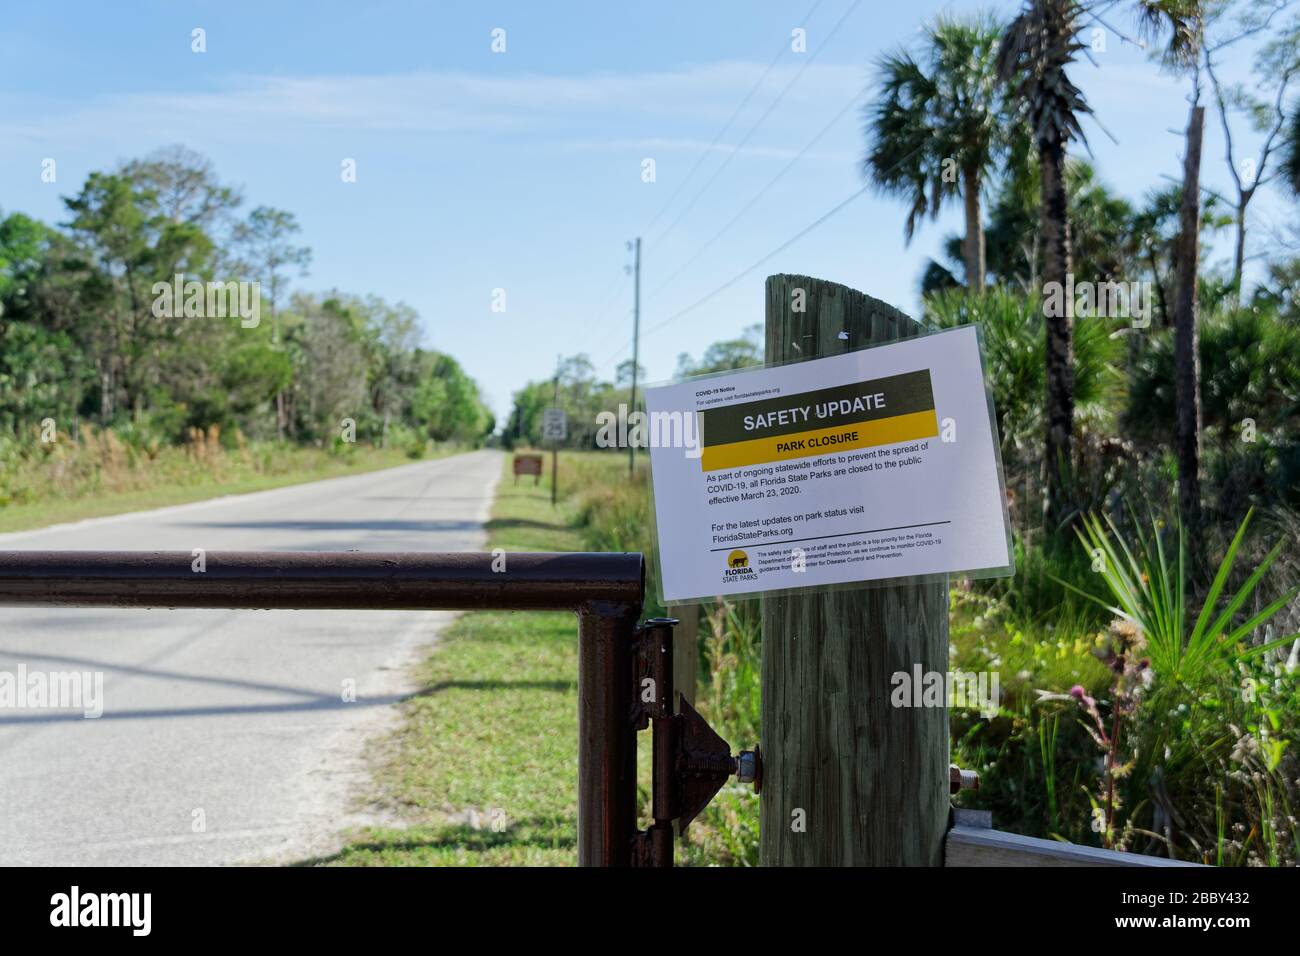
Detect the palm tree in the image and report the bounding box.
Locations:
[1131,183,1232,327]
[923,158,1143,296]
[996,0,1194,529]
[865,14,1015,293]
[1283,103,1300,197]
[996,0,1090,528]
[1150,1,1206,568]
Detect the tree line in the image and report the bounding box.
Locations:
[0,145,493,450]
[503,326,762,449]
[865,0,1300,554]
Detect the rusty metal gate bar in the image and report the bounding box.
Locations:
[0,550,646,866]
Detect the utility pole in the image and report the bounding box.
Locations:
[628,237,641,476]
[552,354,561,507]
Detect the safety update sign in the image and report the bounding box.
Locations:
[643,325,1012,603]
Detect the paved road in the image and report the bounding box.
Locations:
[0,449,502,865]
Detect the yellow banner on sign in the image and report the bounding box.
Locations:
[701,409,939,471]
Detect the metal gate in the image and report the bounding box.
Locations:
[0,550,758,866]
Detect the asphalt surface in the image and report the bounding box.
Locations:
[0,449,503,865]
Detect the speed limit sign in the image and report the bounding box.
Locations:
[542,408,567,441]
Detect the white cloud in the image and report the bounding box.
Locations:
[556,136,854,162]
[0,61,866,149]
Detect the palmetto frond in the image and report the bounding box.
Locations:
[1134,0,1201,71]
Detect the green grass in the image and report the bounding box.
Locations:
[323,610,584,866]
[318,454,596,866]
[0,450,410,532]
[317,451,764,866]
[0,444,441,533]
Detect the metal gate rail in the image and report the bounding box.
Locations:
[0,550,644,865]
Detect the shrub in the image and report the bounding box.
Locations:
[1053,508,1300,861]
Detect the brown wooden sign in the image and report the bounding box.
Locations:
[513,453,543,484]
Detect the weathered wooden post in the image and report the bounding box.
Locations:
[672,603,698,708]
[760,274,949,866]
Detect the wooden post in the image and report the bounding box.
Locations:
[671,603,699,841]
[629,237,641,476]
[552,360,560,507]
[759,274,949,866]
[672,604,698,709]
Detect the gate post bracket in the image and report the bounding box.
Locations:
[631,618,761,867]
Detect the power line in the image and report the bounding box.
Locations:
[585,241,647,370]
[586,305,632,358]
[635,116,934,353]
[597,177,870,374]
[648,0,863,252]
[582,270,634,355]
[639,135,931,342]
[638,0,826,239]
[641,184,871,339]
[598,0,871,375]
[595,332,636,373]
[646,85,865,303]
[628,236,641,475]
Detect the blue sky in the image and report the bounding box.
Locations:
[0,0,1289,421]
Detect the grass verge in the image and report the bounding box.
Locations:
[0,444,443,533]
[316,454,589,865]
[318,451,761,866]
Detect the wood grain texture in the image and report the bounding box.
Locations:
[673,604,698,709]
[759,275,949,866]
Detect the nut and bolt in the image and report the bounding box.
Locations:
[949,765,979,794]
[735,745,762,793]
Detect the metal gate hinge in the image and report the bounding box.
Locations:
[629,621,670,731]
[672,698,762,830]
[629,617,760,866]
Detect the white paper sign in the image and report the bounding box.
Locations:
[643,325,1012,603]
